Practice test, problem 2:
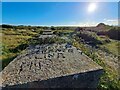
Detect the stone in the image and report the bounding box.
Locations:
[1,44,103,88]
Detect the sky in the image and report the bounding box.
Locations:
[2,2,118,26]
[2,0,120,2]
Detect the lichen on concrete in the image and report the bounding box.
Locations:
[1,43,103,88]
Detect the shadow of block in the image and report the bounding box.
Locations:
[2,69,103,89]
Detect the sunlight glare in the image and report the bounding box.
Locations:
[88,3,97,13]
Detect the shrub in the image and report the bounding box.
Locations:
[107,27,120,40]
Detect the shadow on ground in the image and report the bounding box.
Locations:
[2,69,103,89]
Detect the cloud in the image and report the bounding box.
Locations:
[54,21,99,27]
[77,22,98,27]
[67,19,118,27]
[103,19,118,25]
[2,19,118,27]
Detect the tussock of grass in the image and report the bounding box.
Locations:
[1,29,39,69]
[72,38,120,89]
[99,41,119,56]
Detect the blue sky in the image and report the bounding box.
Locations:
[2,0,120,2]
[2,2,118,26]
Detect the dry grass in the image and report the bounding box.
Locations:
[1,29,38,69]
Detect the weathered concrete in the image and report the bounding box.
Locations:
[1,43,103,88]
[2,70,103,89]
[39,30,56,39]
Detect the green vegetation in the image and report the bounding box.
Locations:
[97,27,120,40]
[77,31,102,46]
[1,27,40,70]
[72,30,120,89]
[75,27,119,56]
[99,40,119,56]
[1,25,71,69]
[72,38,120,89]
[1,24,120,89]
[30,36,66,45]
[107,27,120,40]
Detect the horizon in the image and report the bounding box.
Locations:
[1,22,115,27]
[2,2,118,26]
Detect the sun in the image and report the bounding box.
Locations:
[88,3,97,13]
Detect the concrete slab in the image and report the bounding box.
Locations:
[1,43,103,88]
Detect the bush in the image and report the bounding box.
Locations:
[30,37,66,45]
[107,28,120,40]
[77,31,102,46]
[9,43,29,53]
[2,55,17,70]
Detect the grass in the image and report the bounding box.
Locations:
[2,55,17,71]
[54,29,74,33]
[99,40,119,56]
[1,29,39,69]
[72,37,120,89]
[1,28,120,89]
[3,35,31,47]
